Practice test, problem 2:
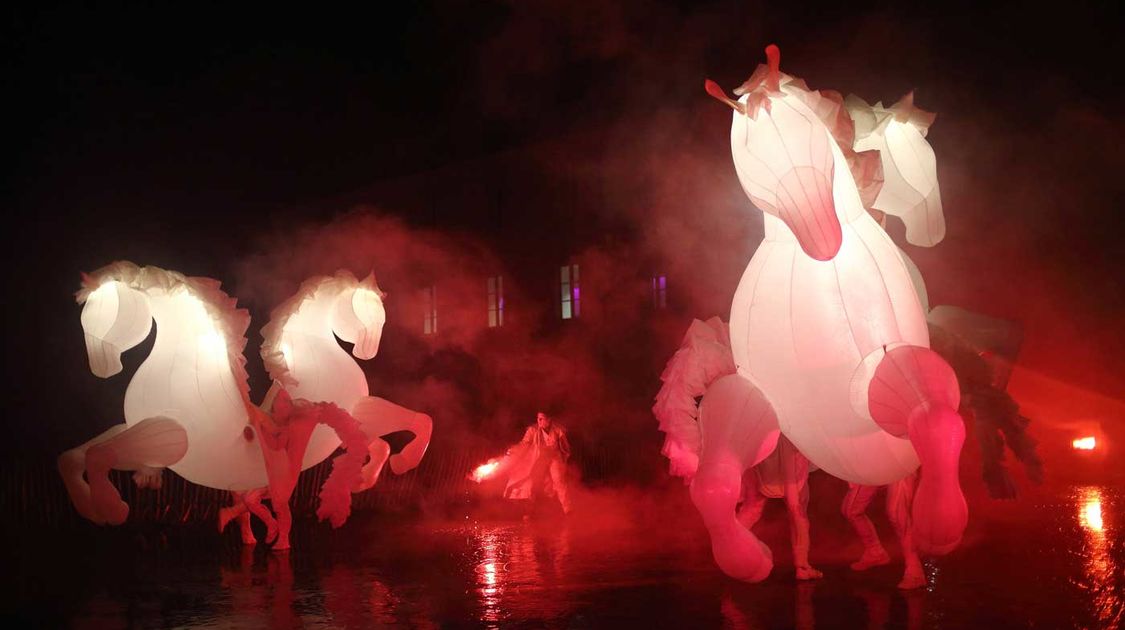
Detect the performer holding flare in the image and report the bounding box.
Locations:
[470,411,573,516]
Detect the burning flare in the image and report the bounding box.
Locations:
[1072,436,1097,450]
[470,458,504,483]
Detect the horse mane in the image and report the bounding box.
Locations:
[76,261,252,399]
[259,270,383,387]
[652,317,737,480]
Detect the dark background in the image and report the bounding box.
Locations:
[4,1,1123,464]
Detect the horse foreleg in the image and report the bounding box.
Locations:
[352,438,391,493]
[58,424,129,523]
[869,345,967,555]
[887,474,925,589]
[351,396,432,475]
[691,374,780,582]
[83,417,188,525]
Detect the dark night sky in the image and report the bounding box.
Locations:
[4,1,1124,455]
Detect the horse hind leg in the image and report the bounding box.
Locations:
[84,417,189,525]
[869,345,968,556]
[691,374,781,582]
[351,397,432,475]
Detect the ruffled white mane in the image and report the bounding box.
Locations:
[76,261,252,399]
[652,317,737,480]
[259,270,384,387]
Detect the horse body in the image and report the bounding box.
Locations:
[123,287,266,490]
[264,274,376,469]
[687,47,967,583]
[260,272,431,482]
[731,168,926,486]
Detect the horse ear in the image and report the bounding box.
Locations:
[891,90,937,135]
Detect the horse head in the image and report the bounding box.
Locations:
[847,92,945,246]
[77,272,153,378]
[707,45,852,261]
[331,272,386,361]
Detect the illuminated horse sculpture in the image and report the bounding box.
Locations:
[688,46,967,582]
[654,94,944,584]
[59,263,431,549]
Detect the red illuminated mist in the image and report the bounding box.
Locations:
[226,3,1124,492]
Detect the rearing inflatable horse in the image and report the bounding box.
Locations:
[694,45,967,582]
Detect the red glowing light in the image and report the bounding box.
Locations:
[1072,437,1097,451]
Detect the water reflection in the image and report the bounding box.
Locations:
[1074,486,1121,628]
[469,521,574,625]
[25,483,1125,627]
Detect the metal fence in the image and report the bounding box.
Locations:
[0,439,658,530]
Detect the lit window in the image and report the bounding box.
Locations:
[560,264,580,319]
[487,276,504,328]
[422,286,437,335]
[651,275,667,309]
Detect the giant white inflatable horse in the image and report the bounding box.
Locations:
[689,46,967,582]
[58,263,431,543]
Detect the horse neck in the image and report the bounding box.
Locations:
[786,94,868,229]
[126,292,245,419]
[282,288,369,402]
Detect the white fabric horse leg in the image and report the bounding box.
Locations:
[869,346,968,555]
[83,416,188,525]
[843,483,890,570]
[887,474,926,589]
[58,423,129,523]
[690,374,781,582]
[350,397,433,475]
[352,438,391,493]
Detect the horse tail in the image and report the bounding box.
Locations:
[653,317,737,480]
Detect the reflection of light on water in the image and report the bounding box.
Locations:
[1082,498,1103,532]
[1074,486,1121,627]
[468,523,573,624]
[475,530,506,624]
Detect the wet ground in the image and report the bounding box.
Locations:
[3,480,1121,628]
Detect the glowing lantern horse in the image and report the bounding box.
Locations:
[59,262,431,545]
[693,46,967,582]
